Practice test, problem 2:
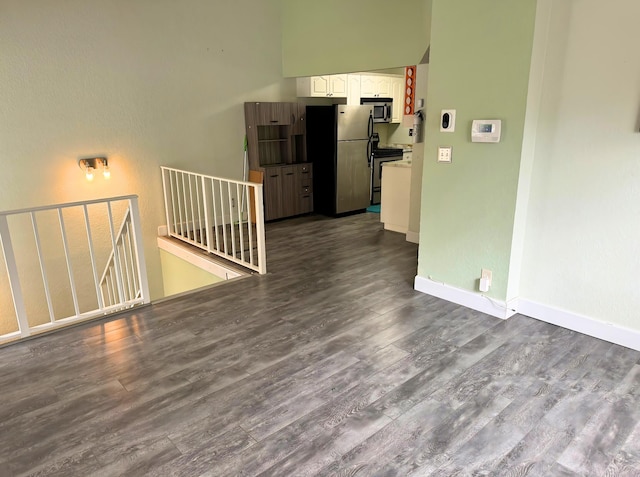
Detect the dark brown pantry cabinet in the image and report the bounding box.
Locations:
[244,102,312,221]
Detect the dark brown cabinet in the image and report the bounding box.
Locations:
[244,102,312,221]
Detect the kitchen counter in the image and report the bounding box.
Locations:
[380,160,412,234]
[383,159,412,168]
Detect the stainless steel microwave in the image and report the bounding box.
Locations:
[360,98,392,123]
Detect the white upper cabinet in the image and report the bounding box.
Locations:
[360,75,393,98]
[297,74,348,98]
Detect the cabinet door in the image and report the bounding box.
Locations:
[310,76,330,96]
[391,77,404,123]
[253,102,291,125]
[263,168,283,220]
[347,74,361,105]
[376,76,392,98]
[359,75,377,98]
[291,103,306,135]
[329,74,348,97]
[281,166,299,217]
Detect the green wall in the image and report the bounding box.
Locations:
[160,250,223,297]
[418,0,537,299]
[282,0,432,77]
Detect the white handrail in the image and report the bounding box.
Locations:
[161,166,267,274]
[0,195,150,345]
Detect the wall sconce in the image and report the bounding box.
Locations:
[79,157,110,181]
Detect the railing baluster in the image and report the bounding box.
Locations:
[106,202,125,305]
[83,205,104,310]
[161,167,170,237]
[211,178,220,253]
[195,174,204,247]
[255,185,267,274]
[169,171,178,235]
[181,172,190,240]
[58,209,80,317]
[201,175,212,253]
[218,179,229,256]
[0,215,31,337]
[246,184,254,266]
[128,197,150,303]
[126,221,139,296]
[31,212,56,323]
[188,174,197,243]
[227,183,237,260]
[236,183,245,263]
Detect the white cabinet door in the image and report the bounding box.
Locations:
[359,74,395,98]
[376,76,392,98]
[359,75,377,98]
[347,74,361,105]
[329,74,348,97]
[310,76,330,96]
[391,77,404,123]
[297,75,347,98]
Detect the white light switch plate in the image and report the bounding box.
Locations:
[438,146,452,163]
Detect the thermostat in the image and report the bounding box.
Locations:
[471,119,502,143]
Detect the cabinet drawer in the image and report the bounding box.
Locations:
[301,183,313,195]
[299,163,312,174]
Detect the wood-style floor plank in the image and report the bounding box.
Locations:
[0,213,639,476]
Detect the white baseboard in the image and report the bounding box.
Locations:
[157,236,245,280]
[406,231,419,244]
[518,299,640,352]
[414,275,517,320]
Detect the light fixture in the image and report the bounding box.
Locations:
[79,157,110,181]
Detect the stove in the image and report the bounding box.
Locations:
[370,148,403,205]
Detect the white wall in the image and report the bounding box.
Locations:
[520,0,640,331]
[0,0,295,306]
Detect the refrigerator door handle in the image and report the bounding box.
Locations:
[368,113,374,139]
[367,140,372,166]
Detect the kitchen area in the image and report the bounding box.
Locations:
[244,67,423,242]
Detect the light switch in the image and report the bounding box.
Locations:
[438,146,452,163]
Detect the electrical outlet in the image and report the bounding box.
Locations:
[481,269,492,285]
[438,146,452,163]
[231,198,235,208]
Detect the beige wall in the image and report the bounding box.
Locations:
[0,0,296,308]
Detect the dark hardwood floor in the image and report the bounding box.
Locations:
[1,213,639,476]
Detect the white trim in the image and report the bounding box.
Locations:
[406,230,420,244]
[157,236,245,280]
[384,223,408,234]
[518,299,640,352]
[414,275,517,320]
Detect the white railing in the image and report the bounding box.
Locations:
[161,167,267,274]
[0,195,150,345]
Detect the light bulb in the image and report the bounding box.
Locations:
[85,166,95,181]
[103,165,110,179]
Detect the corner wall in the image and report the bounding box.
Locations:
[417,0,537,301]
[0,0,296,302]
[520,0,640,334]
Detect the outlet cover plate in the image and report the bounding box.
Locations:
[481,269,492,285]
[438,146,452,163]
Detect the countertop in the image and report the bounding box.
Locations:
[382,159,412,168]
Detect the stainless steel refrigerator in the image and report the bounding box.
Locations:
[307,104,374,216]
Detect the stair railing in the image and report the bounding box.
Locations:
[0,195,150,345]
[161,166,266,274]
